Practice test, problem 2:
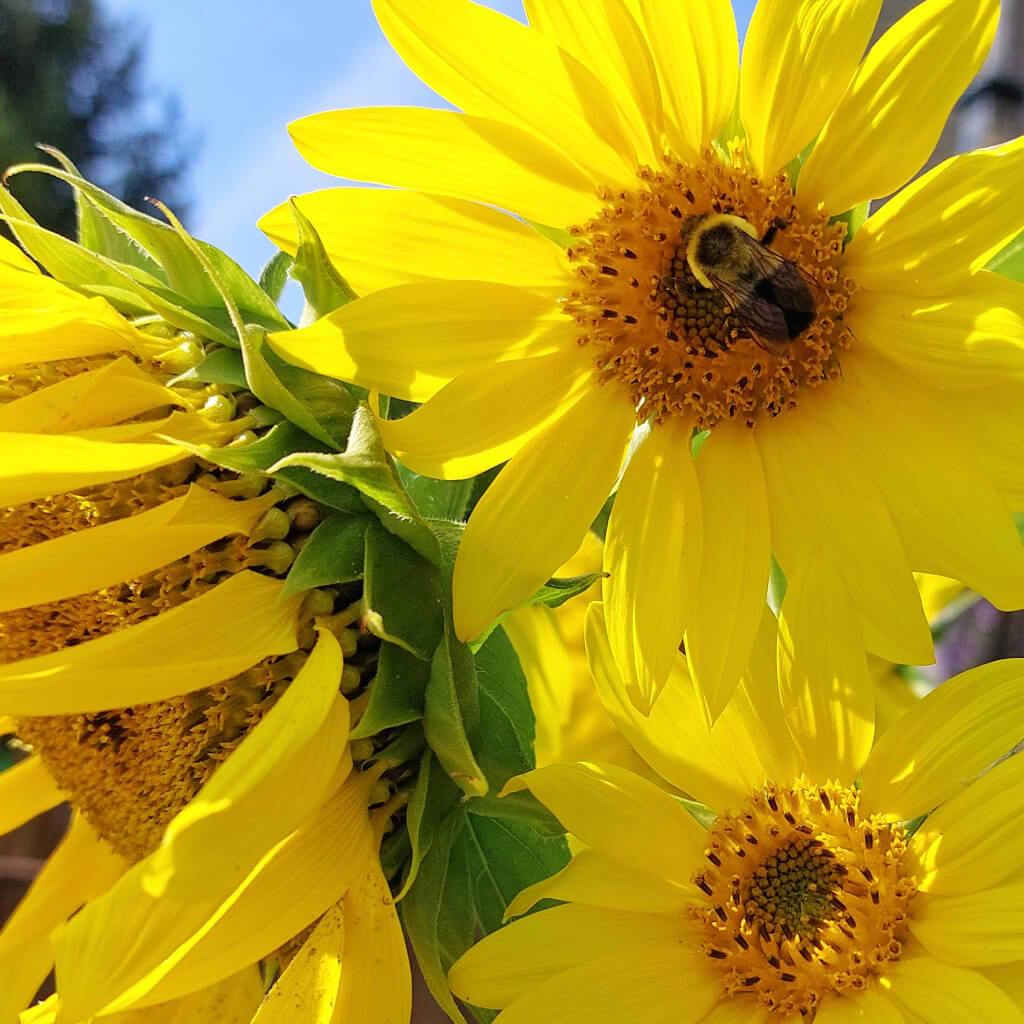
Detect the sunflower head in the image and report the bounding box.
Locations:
[565,146,853,429]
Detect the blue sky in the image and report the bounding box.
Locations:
[103,0,757,281]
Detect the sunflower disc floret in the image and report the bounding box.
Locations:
[694,779,917,1015]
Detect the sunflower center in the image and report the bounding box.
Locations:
[692,780,917,1016]
[564,148,854,429]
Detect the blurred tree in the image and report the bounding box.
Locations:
[0,0,192,238]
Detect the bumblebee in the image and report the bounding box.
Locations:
[672,213,825,353]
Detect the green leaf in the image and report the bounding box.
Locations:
[467,790,566,838]
[177,348,247,389]
[39,147,163,277]
[272,405,416,516]
[401,791,571,1024]
[271,405,443,567]
[830,200,870,244]
[589,491,614,542]
[287,198,358,322]
[0,189,236,344]
[399,811,473,1023]
[468,572,605,652]
[676,796,716,830]
[461,811,569,934]
[283,513,368,596]
[349,642,431,740]
[473,627,534,790]
[240,325,356,449]
[258,250,293,303]
[6,162,290,331]
[397,751,462,899]
[396,464,476,522]
[362,522,443,660]
[173,422,365,514]
[988,229,1024,281]
[424,632,487,798]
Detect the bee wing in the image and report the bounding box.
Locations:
[707,235,824,345]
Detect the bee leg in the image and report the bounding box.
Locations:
[760,217,789,247]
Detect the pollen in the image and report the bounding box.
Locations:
[564,146,854,429]
[691,779,917,1017]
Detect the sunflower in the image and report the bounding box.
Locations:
[447,579,1024,1022]
[262,0,1024,719]
[0,238,410,1021]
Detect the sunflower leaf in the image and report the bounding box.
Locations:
[362,522,444,660]
[258,250,293,303]
[283,513,368,596]
[349,642,431,740]
[424,633,487,798]
[988,228,1024,281]
[286,198,358,323]
[5,162,290,331]
[240,324,356,449]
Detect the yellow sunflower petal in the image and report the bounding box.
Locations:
[0,357,179,434]
[757,401,932,666]
[603,418,701,711]
[0,715,14,734]
[0,755,65,836]
[158,969,266,1024]
[811,988,905,1023]
[981,961,1024,1007]
[259,188,571,296]
[524,0,664,163]
[776,554,874,784]
[331,863,410,1024]
[453,386,634,641]
[740,0,881,176]
[0,485,278,614]
[684,423,770,723]
[0,571,301,715]
[0,294,141,371]
[503,761,704,886]
[252,860,408,1024]
[0,234,39,273]
[54,772,377,1018]
[632,0,738,160]
[909,877,1024,967]
[799,0,998,213]
[945,381,1024,514]
[267,281,570,403]
[375,347,595,480]
[505,847,691,918]
[846,136,1024,293]
[288,108,599,228]
[587,601,788,811]
[449,903,691,1011]
[142,628,352,901]
[372,0,637,185]
[828,354,1024,611]
[847,272,1024,391]
[0,814,124,1023]
[698,1000,773,1024]
[860,659,1024,821]
[881,956,1024,1022]
[503,603,574,766]
[250,900,345,1024]
[909,752,1024,897]
[493,946,718,1024]
[0,433,184,509]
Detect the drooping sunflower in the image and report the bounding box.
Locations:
[0,238,410,1022]
[447,575,1024,1022]
[262,0,1024,718]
